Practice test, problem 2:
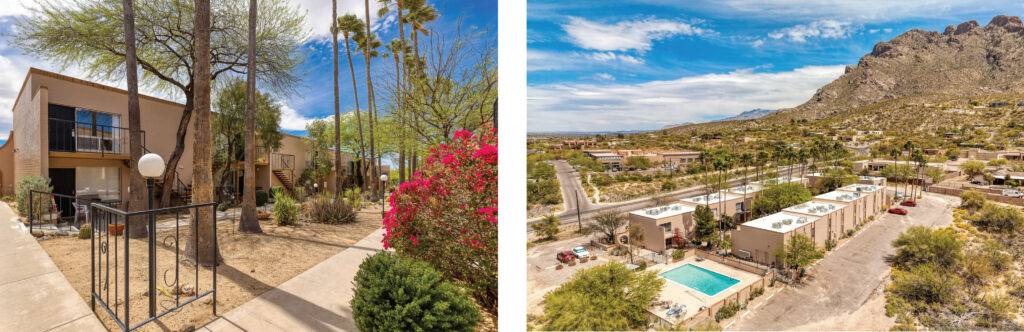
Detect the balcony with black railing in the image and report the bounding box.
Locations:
[272,152,294,170]
[48,118,145,157]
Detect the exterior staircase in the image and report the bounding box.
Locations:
[272,169,295,192]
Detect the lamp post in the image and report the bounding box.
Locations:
[379,174,388,218]
[313,182,318,194]
[137,153,165,318]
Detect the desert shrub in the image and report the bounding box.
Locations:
[217,202,230,212]
[541,262,663,331]
[78,224,92,239]
[1,195,13,202]
[715,301,740,322]
[959,190,986,213]
[344,187,364,210]
[890,226,962,269]
[304,193,355,224]
[890,263,959,304]
[531,215,560,240]
[982,294,1014,322]
[846,229,855,237]
[692,321,723,331]
[527,179,561,205]
[292,186,306,201]
[635,261,647,271]
[382,126,497,314]
[351,252,480,332]
[15,176,52,218]
[970,203,1024,234]
[254,190,269,206]
[752,182,813,216]
[271,193,299,225]
[661,179,677,191]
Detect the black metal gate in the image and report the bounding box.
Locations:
[89,201,218,331]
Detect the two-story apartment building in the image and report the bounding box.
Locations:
[0,68,368,210]
[623,203,696,253]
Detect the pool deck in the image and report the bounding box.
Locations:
[647,256,761,324]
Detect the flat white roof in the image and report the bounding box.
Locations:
[630,203,695,219]
[858,175,885,181]
[754,176,802,185]
[815,190,866,202]
[742,212,819,233]
[784,200,846,216]
[839,184,885,193]
[729,184,764,194]
[806,172,823,177]
[680,192,741,205]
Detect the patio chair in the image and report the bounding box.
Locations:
[71,201,89,227]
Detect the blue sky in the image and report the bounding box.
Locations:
[0,0,497,146]
[527,0,1024,132]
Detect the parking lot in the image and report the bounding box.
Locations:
[526,234,612,316]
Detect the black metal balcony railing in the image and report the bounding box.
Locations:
[48,118,144,157]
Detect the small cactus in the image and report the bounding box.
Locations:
[78,224,92,239]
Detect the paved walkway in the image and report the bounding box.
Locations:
[0,202,105,331]
[199,228,386,331]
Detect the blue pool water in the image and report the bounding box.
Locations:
[659,264,740,296]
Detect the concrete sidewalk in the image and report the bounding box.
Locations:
[199,228,386,331]
[0,202,105,331]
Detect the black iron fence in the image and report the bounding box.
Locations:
[88,201,218,331]
[28,190,122,234]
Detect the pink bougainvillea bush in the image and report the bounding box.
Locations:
[382,124,497,314]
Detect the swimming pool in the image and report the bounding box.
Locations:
[659,264,740,296]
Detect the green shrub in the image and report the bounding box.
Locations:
[714,301,740,322]
[15,176,52,218]
[661,180,677,191]
[217,202,230,212]
[527,179,562,205]
[1,195,13,202]
[890,263,959,304]
[541,262,663,330]
[255,190,269,206]
[530,215,560,240]
[78,224,92,239]
[635,261,647,271]
[303,193,356,224]
[292,186,306,201]
[351,252,480,332]
[272,193,299,226]
[345,187,364,210]
[269,186,285,201]
[671,248,686,261]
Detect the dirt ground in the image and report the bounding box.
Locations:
[38,207,383,332]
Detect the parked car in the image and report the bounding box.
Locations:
[572,246,590,258]
[900,201,917,207]
[1003,189,1023,198]
[888,208,908,215]
[556,251,577,263]
[970,180,982,185]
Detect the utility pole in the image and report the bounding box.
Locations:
[575,190,583,234]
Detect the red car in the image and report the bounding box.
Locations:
[888,208,908,215]
[556,251,577,263]
[900,201,917,207]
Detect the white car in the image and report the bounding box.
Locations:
[572,246,590,258]
[1004,189,1023,198]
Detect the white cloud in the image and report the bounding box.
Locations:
[768,20,854,43]
[562,16,709,52]
[690,0,1006,22]
[278,102,328,131]
[583,52,643,64]
[527,65,847,132]
[594,73,615,81]
[291,0,393,41]
[751,39,765,47]
[528,50,644,71]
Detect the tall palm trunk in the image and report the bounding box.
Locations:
[362,0,379,197]
[185,0,220,266]
[238,0,261,233]
[396,0,407,183]
[342,31,366,191]
[332,0,343,197]
[123,0,147,238]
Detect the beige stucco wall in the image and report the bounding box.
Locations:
[680,196,745,220]
[626,211,694,253]
[731,225,821,267]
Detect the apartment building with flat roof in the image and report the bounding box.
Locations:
[837,184,888,219]
[857,175,887,186]
[583,149,700,170]
[624,203,696,253]
[782,200,847,247]
[732,212,820,266]
[0,68,371,210]
[753,175,806,186]
[679,192,744,220]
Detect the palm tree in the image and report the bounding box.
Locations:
[402,0,436,174]
[186,0,220,266]
[355,28,382,197]
[379,0,408,182]
[739,152,753,222]
[698,148,711,206]
[238,0,262,233]
[889,146,901,200]
[902,141,915,202]
[331,0,343,196]
[360,0,381,197]
[757,151,769,183]
[122,0,147,238]
[912,150,926,202]
[338,14,367,189]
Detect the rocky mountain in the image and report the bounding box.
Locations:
[660,122,693,130]
[665,15,1024,134]
[718,108,775,122]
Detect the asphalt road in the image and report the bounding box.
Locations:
[730,192,959,330]
[529,164,800,227]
